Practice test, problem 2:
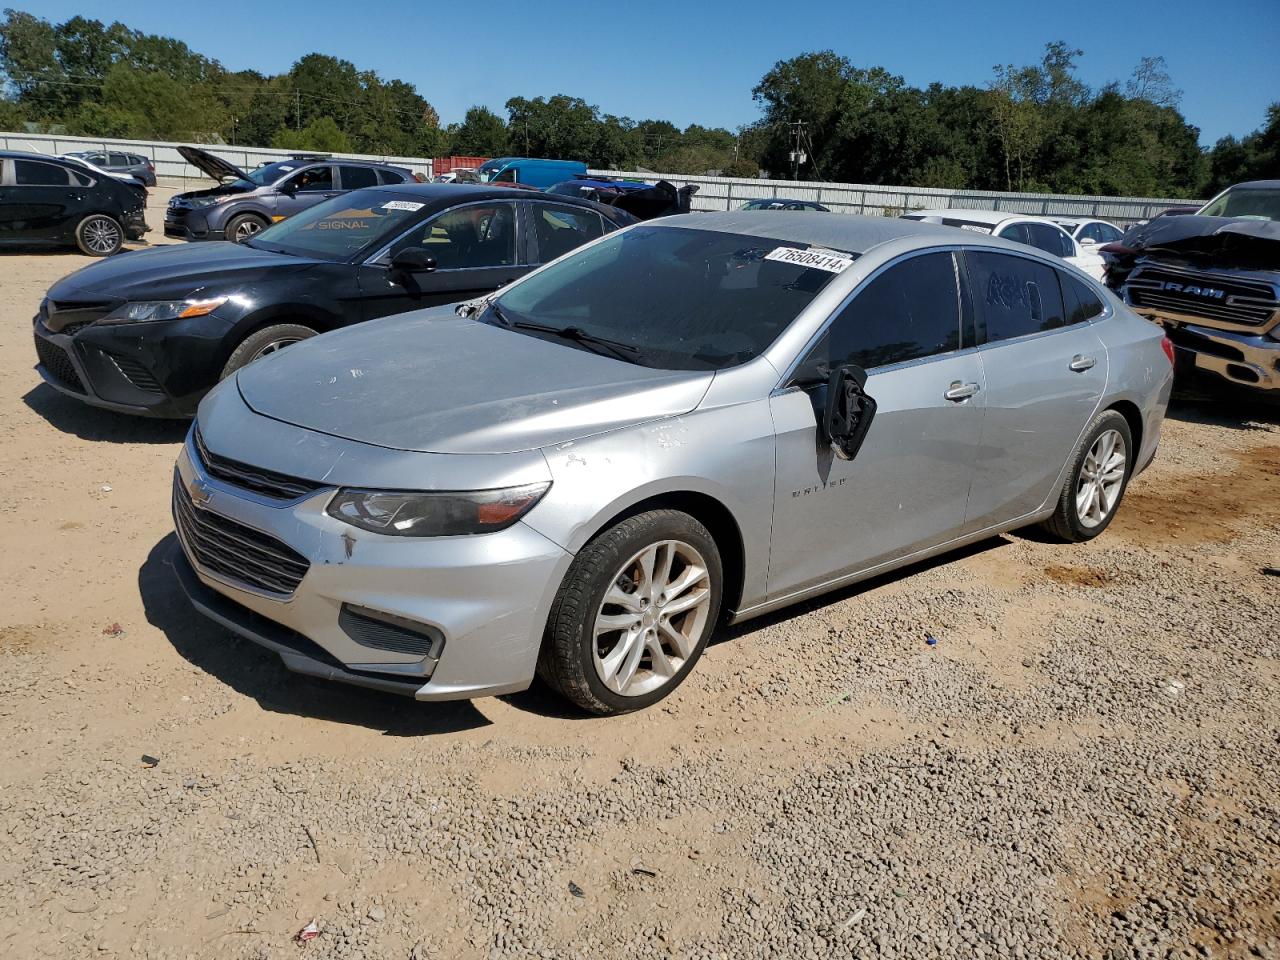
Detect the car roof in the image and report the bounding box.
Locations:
[1231,180,1280,190]
[0,149,73,163]
[363,183,630,219]
[745,198,822,205]
[652,211,968,255]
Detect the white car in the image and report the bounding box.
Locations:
[902,209,1106,281]
[1050,216,1125,249]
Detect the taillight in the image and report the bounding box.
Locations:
[147,161,155,171]
[1160,335,1175,365]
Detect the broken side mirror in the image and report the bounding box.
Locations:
[822,364,877,461]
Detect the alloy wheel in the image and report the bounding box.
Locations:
[1076,428,1127,528]
[592,539,713,697]
[234,219,263,241]
[83,217,121,254]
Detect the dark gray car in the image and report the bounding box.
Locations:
[63,150,156,188]
[165,146,419,243]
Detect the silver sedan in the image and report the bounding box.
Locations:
[171,213,1173,715]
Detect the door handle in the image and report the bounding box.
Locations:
[1069,354,1097,372]
[944,381,980,402]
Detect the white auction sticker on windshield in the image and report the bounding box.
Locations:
[382,200,425,212]
[764,245,855,273]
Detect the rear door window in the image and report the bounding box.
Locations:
[14,160,71,186]
[965,250,1067,341]
[108,152,130,167]
[530,203,604,263]
[797,251,962,377]
[339,165,378,190]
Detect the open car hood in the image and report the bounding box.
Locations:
[178,145,248,183]
[599,180,699,221]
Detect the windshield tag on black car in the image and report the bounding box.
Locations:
[382,200,425,212]
[765,246,855,273]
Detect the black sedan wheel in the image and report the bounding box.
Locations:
[75,215,123,256]
[220,324,318,379]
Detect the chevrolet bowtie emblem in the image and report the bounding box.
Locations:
[188,477,213,507]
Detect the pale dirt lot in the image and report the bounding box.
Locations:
[0,191,1277,960]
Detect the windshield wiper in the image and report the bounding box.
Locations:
[495,311,641,363]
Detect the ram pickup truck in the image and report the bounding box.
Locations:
[1104,180,1280,393]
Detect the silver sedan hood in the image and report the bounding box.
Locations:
[236,311,714,455]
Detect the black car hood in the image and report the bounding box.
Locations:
[47,242,317,306]
[1121,215,1280,270]
[178,145,248,183]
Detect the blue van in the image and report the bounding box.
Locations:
[477,157,588,190]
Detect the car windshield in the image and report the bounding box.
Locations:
[489,225,854,371]
[245,191,424,261]
[1197,186,1280,221]
[234,160,305,188]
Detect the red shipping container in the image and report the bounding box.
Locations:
[433,156,488,175]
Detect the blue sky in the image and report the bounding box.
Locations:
[28,0,1280,145]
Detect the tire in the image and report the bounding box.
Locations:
[1039,409,1134,543]
[75,214,123,256]
[219,324,318,380]
[538,509,723,716]
[226,213,268,243]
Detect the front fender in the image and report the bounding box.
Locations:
[521,399,777,612]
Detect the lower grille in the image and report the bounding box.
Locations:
[173,478,310,596]
[193,427,325,501]
[34,333,85,393]
[107,354,163,394]
[339,605,444,658]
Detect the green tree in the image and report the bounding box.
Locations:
[272,116,353,153]
[449,105,508,156]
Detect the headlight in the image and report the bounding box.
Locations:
[326,482,551,537]
[189,195,226,208]
[102,296,229,324]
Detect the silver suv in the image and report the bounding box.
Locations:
[171,213,1173,715]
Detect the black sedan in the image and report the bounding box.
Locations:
[1,150,148,256]
[33,184,635,417]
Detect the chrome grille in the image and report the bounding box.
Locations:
[1127,266,1279,328]
[193,427,325,501]
[172,477,310,596]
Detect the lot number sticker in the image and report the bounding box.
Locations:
[764,245,855,273]
[383,200,426,212]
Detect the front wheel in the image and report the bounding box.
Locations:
[75,214,123,256]
[539,510,723,715]
[226,213,268,243]
[219,323,317,380]
[1040,409,1134,542]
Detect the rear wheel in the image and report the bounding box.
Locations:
[219,323,317,379]
[1040,409,1133,542]
[539,510,722,715]
[226,213,268,243]
[75,214,123,256]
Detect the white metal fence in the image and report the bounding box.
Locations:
[0,131,434,185]
[1,131,1200,223]
[590,169,1202,225]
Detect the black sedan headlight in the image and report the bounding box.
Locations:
[101,296,229,324]
[327,483,551,537]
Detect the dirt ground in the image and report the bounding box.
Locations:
[1,191,1277,960]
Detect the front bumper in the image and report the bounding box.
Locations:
[33,318,203,417]
[1157,320,1280,392]
[164,206,226,242]
[170,435,573,701]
